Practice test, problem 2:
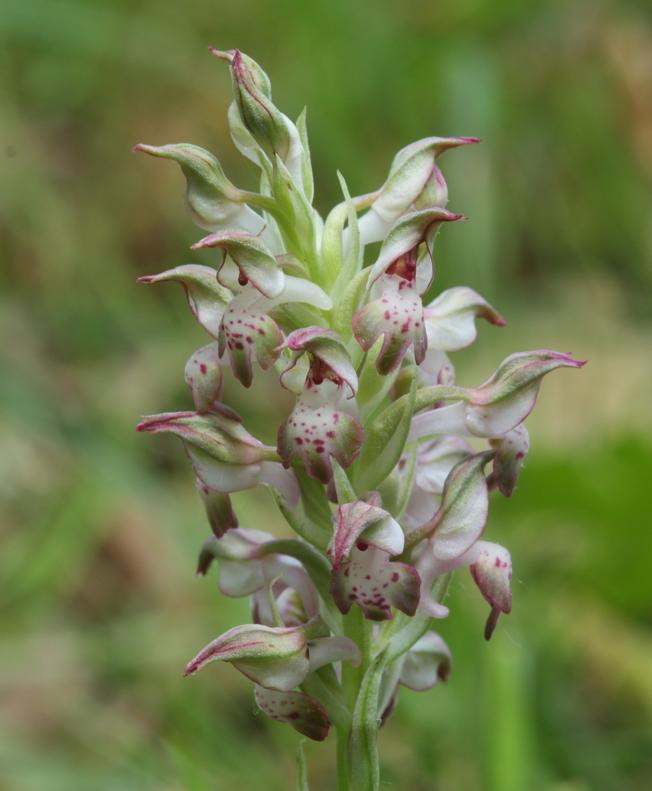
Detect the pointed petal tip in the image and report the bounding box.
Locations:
[133,143,165,157]
[208,47,234,62]
[135,419,155,433]
[459,136,481,144]
[136,275,155,284]
[136,413,191,433]
[484,607,501,640]
[553,352,587,368]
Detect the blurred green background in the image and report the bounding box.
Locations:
[2,0,652,789]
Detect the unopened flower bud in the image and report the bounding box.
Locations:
[219,49,299,175]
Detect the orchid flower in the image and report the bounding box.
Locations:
[136,48,584,790]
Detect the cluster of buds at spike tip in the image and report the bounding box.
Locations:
[135,48,585,770]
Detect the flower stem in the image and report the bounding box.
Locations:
[339,610,381,790]
[336,726,351,791]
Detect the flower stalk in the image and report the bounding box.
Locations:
[135,48,584,790]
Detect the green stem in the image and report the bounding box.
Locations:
[336,726,351,791]
[338,609,380,791]
[349,657,382,791]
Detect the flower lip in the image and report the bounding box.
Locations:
[278,327,358,399]
[368,207,465,285]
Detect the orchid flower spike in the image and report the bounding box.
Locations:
[135,47,584,786]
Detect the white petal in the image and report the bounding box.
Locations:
[269,275,333,310]
[188,448,262,492]
[259,461,300,506]
[409,401,468,441]
[308,636,361,671]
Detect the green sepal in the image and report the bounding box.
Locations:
[376,469,400,517]
[230,50,291,162]
[349,657,382,791]
[296,740,310,791]
[332,267,371,340]
[395,443,418,519]
[191,230,284,298]
[137,264,231,339]
[331,458,357,505]
[356,335,400,419]
[269,156,318,272]
[294,468,333,546]
[296,108,314,204]
[133,143,246,231]
[351,368,417,495]
[334,172,362,291]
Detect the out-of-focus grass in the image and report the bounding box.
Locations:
[1,0,652,789]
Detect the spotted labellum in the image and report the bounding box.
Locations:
[136,48,584,790]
